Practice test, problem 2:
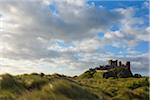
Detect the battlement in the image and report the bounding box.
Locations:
[108,60,118,67]
[89,59,133,78]
[90,60,131,71]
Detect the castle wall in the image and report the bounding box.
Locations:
[96,60,131,72]
[110,60,118,67]
[126,61,131,71]
[119,61,122,66]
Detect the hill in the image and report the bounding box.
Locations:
[76,77,149,100]
[78,67,133,79]
[0,73,149,100]
[0,73,98,100]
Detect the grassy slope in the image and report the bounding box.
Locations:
[79,67,133,79]
[0,73,149,100]
[76,77,149,100]
[0,74,98,100]
[78,70,104,79]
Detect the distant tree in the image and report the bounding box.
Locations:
[73,75,77,78]
[40,73,45,77]
[89,68,95,71]
[134,74,142,78]
[31,73,39,75]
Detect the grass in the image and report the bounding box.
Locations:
[78,67,133,79]
[0,73,149,100]
[78,70,105,79]
[76,77,149,100]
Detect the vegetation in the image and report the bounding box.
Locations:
[79,70,106,79]
[76,77,149,100]
[0,73,149,100]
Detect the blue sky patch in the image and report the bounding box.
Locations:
[49,2,58,15]
[97,32,104,39]
[110,24,120,31]
[104,44,125,54]
[87,0,147,9]
[134,41,149,53]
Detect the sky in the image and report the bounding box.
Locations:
[0,0,149,76]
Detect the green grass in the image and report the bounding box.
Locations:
[78,70,104,79]
[76,77,150,100]
[0,73,149,100]
[78,67,133,79]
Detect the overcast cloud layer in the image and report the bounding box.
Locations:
[0,0,149,76]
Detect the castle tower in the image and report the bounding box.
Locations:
[108,60,112,66]
[126,61,130,71]
[119,61,122,67]
[112,60,118,67]
[109,60,118,67]
[115,60,118,67]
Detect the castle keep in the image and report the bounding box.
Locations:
[91,60,131,72]
[89,59,133,78]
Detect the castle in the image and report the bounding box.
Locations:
[88,59,133,78]
[90,60,131,72]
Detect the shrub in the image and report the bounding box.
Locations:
[31,73,39,75]
[134,74,142,78]
[0,74,25,93]
[40,73,45,77]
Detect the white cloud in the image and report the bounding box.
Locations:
[0,0,149,75]
[143,1,149,8]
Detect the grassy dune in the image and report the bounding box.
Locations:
[0,74,98,100]
[76,77,149,100]
[0,73,149,100]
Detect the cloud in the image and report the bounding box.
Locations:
[0,0,149,76]
[0,0,123,59]
[143,1,149,8]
